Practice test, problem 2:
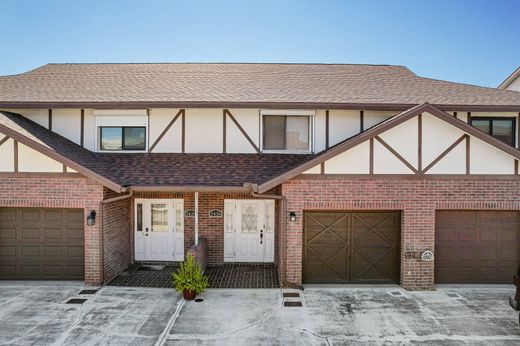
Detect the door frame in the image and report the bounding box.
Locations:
[302,210,401,284]
[134,198,184,262]
[224,199,275,263]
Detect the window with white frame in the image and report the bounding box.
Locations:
[94,110,148,152]
[261,111,313,152]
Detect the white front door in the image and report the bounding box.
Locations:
[134,199,184,261]
[224,199,275,263]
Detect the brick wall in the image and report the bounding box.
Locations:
[132,191,280,267]
[0,175,104,285]
[281,176,520,290]
[102,188,132,283]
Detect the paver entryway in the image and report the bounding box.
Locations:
[108,263,280,289]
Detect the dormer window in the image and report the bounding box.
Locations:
[261,110,314,153]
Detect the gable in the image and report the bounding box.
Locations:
[257,103,520,192]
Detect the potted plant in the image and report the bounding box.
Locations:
[172,255,208,300]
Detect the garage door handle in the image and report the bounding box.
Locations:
[260,230,263,244]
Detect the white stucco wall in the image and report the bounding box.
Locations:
[329,110,361,147]
[149,109,183,153]
[378,116,418,168]
[18,143,63,172]
[0,137,14,172]
[226,109,259,153]
[363,111,397,130]
[52,109,82,144]
[185,108,223,153]
[325,141,370,174]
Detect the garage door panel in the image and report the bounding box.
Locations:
[0,208,84,280]
[0,228,15,240]
[21,209,39,222]
[436,211,520,284]
[304,211,399,284]
[44,228,62,240]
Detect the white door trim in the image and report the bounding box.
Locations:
[224,199,275,263]
[134,199,184,261]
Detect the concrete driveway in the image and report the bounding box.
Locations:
[0,282,181,346]
[0,283,519,345]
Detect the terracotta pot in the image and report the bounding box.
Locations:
[183,289,196,300]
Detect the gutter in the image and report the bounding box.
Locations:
[98,189,134,285]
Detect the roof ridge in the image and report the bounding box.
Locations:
[42,62,408,67]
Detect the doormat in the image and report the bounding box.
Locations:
[138,265,165,271]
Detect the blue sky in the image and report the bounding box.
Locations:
[0,0,518,87]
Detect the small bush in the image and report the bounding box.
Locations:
[172,255,209,294]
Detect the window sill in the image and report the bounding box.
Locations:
[261,150,312,154]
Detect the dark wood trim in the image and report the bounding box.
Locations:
[467,112,471,123]
[320,162,325,174]
[3,101,520,112]
[223,110,227,153]
[62,164,67,173]
[0,172,83,178]
[325,110,329,149]
[181,110,186,153]
[257,103,520,193]
[515,160,518,175]
[48,109,52,131]
[13,140,18,172]
[0,122,123,192]
[375,136,418,174]
[418,113,422,172]
[224,109,261,153]
[517,112,519,149]
[453,111,457,119]
[148,109,184,153]
[80,109,84,147]
[369,138,374,174]
[466,135,470,174]
[297,173,520,180]
[0,135,9,147]
[421,135,467,173]
[360,110,364,132]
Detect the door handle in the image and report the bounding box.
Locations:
[260,230,263,244]
[145,227,149,236]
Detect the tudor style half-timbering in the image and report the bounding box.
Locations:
[1,63,520,289]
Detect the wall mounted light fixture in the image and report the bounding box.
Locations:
[87,210,96,226]
[289,212,296,222]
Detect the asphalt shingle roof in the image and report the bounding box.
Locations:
[1,63,520,107]
[0,111,313,188]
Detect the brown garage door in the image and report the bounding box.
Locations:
[304,211,400,284]
[0,208,84,280]
[435,211,520,284]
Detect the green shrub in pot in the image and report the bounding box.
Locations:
[172,255,208,300]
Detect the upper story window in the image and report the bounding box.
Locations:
[94,110,148,152]
[470,117,516,146]
[100,126,146,151]
[261,110,313,152]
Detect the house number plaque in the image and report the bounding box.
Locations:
[184,210,195,217]
[209,209,223,218]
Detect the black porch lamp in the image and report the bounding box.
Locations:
[87,210,96,226]
[289,212,297,222]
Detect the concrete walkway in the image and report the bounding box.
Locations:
[0,283,519,345]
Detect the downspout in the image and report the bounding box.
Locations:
[194,191,199,246]
[98,188,134,285]
[250,185,299,289]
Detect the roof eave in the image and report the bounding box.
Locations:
[2,101,520,112]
